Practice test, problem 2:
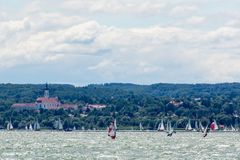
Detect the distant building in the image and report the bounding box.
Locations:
[11,103,37,111]
[87,104,107,109]
[82,104,107,112]
[168,100,183,107]
[11,84,78,111]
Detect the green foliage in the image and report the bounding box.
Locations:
[0,83,239,130]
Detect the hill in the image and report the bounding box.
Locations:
[0,83,239,130]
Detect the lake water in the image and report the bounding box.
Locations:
[0,131,239,160]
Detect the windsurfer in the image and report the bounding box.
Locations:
[108,121,116,139]
[203,128,210,137]
[167,130,176,137]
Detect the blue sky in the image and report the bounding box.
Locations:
[1,0,240,85]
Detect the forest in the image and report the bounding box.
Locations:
[0,83,239,130]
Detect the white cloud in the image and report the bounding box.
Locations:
[0,11,7,20]
[1,16,240,83]
[1,0,240,83]
[185,16,205,25]
[62,0,167,15]
[88,59,114,70]
[0,18,29,34]
[170,5,198,16]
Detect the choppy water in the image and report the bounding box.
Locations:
[0,131,239,160]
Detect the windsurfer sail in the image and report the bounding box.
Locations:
[210,120,218,131]
[166,121,176,136]
[108,120,116,139]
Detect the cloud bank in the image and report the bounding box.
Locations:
[1,0,240,84]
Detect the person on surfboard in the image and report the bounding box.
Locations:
[108,121,116,139]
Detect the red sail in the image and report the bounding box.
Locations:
[210,122,215,130]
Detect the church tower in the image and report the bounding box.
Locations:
[44,83,49,98]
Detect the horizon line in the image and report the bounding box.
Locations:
[1,81,240,87]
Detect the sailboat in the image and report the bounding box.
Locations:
[185,119,192,131]
[233,113,239,131]
[230,125,236,132]
[223,126,228,132]
[29,124,33,131]
[81,126,85,131]
[139,123,144,131]
[157,119,165,131]
[55,118,63,130]
[199,121,205,132]
[166,121,169,132]
[73,126,76,131]
[146,123,150,132]
[25,125,28,130]
[193,120,199,132]
[34,120,40,131]
[210,120,219,131]
[7,121,13,131]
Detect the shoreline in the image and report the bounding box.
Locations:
[0,129,239,133]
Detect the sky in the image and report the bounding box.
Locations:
[1,0,240,85]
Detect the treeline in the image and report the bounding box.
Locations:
[0,83,240,130]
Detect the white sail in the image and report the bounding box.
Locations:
[223,126,227,132]
[54,118,63,130]
[10,123,13,130]
[108,126,116,137]
[199,121,204,131]
[34,120,40,131]
[185,123,188,130]
[58,118,63,130]
[29,124,33,131]
[73,126,76,131]
[185,119,192,131]
[7,123,9,130]
[157,123,161,131]
[139,123,143,131]
[7,121,13,130]
[25,125,28,130]
[169,121,173,132]
[166,121,169,132]
[195,121,199,129]
[214,120,219,130]
[188,120,192,130]
[159,119,165,131]
[231,125,235,131]
[166,121,172,132]
[37,123,40,130]
[114,119,117,130]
